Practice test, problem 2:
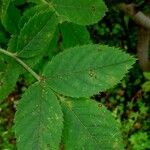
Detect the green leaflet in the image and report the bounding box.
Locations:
[3,36,37,98]
[21,29,60,85]
[143,72,150,80]
[0,10,58,100]
[61,97,124,150]
[15,82,63,150]
[142,81,150,92]
[16,10,58,58]
[8,35,47,68]
[0,0,21,34]
[48,0,107,25]
[60,22,91,49]
[43,44,135,97]
[0,18,56,101]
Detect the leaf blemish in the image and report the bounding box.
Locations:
[0,81,3,86]
[66,101,72,109]
[89,69,96,79]
[91,5,96,12]
[98,103,102,108]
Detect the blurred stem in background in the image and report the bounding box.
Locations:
[105,0,150,71]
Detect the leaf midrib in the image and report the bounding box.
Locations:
[52,3,102,10]
[17,11,52,56]
[63,102,100,148]
[46,59,133,79]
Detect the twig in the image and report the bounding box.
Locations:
[0,48,41,81]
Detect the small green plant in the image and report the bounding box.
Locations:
[0,0,136,149]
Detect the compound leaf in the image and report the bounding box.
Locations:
[43,44,135,97]
[49,0,107,25]
[16,10,58,58]
[15,82,63,150]
[61,97,124,150]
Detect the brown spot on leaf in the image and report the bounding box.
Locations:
[59,144,64,150]
[0,81,3,86]
[98,103,102,108]
[91,5,96,12]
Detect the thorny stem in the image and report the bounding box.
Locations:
[0,48,41,81]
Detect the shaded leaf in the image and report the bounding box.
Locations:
[143,72,150,80]
[60,22,91,49]
[0,59,20,101]
[0,0,21,34]
[142,81,150,92]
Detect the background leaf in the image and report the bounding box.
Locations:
[0,59,20,101]
[48,0,107,25]
[43,44,135,97]
[0,0,21,34]
[15,82,63,150]
[61,97,124,150]
[59,22,91,49]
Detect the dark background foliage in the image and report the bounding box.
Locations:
[0,0,150,150]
